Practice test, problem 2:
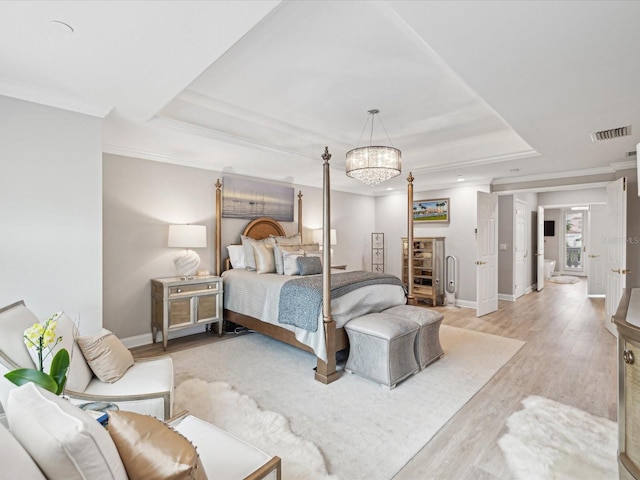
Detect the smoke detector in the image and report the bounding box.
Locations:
[589,125,631,142]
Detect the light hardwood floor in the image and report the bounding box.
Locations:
[133,278,617,480]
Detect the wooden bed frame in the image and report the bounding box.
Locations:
[215,148,415,384]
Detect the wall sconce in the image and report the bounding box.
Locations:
[168,224,207,278]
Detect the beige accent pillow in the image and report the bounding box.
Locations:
[77,329,134,383]
[252,243,276,274]
[7,382,128,480]
[270,233,301,246]
[108,410,208,480]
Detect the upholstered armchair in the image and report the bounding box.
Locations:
[4,383,281,480]
[0,300,173,420]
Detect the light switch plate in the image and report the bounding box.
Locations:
[499,243,507,251]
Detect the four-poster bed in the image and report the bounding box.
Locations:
[215,148,415,384]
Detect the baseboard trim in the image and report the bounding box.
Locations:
[498,294,516,302]
[121,324,208,348]
[454,299,476,309]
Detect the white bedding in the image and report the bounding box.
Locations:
[222,268,406,361]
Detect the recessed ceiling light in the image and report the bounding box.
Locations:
[50,20,74,34]
[386,187,393,191]
[456,175,465,182]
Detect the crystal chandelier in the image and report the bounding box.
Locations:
[346,109,401,186]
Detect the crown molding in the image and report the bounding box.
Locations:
[491,165,617,186]
[0,81,112,118]
[610,160,636,171]
[102,144,227,172]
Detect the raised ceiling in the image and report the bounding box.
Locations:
[1,1,638,195]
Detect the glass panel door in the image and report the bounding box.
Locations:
[564,211,584,272]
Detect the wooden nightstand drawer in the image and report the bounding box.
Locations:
[168,281,220,296]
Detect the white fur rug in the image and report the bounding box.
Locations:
[499,396,617,480]
[172,325,524,480]
[175,379,336,480]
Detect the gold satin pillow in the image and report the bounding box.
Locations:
[108,411,208,480]
[252,243,276,274]
[77,330,134,383]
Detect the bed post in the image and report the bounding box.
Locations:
[297,190,303,240]
[215,179,222,277]
[315,147,339,385]
[407,172,416,305]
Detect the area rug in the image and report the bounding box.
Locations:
[498,396,617,480]
[172,325,524,480]
[175,379,336,480]
[548,275,581,284]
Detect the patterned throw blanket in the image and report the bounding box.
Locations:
[278,271,405,332]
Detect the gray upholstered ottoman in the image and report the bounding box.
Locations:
[344,313,420,389]
[384,305,444,369]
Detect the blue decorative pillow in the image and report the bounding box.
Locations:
[297,256,322,276]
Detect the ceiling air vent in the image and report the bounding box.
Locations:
[589,125,632,142]
[625,150,637,157]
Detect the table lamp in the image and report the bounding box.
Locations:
[168,224,207,278]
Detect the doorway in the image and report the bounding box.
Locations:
[562,209,586,275]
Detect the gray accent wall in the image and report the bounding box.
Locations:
[102,153,375,341]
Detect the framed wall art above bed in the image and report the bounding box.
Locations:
[222,176,294,222]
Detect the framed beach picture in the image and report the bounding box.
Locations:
[222,177,294,222]
[413,198,450,224]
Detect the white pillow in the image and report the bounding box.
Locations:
[25,312,93,394]
[226,245,246,269]
[274,245,304,275]
[283,250,304,276]
[240,236,275,271]
[7,382,128,480]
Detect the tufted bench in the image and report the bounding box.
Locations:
[344,313,419,389]
[383,305,444,369]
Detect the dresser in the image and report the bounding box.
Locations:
[401,237,445,306]
[151,276,223,350]
[613,288,640,479]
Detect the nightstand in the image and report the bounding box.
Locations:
[151,276,223,350]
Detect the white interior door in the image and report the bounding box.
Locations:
[605,177,627,336]
[514,199,527,299]
[587,204,606,297]
[537,206,545,291]
[476,191,498,317]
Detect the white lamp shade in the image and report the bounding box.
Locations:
[312,229,337,246]
[168,225,207,248]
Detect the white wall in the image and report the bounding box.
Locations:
[375,184,490,305]
[0,96,103,333]
[103,154,375,341]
